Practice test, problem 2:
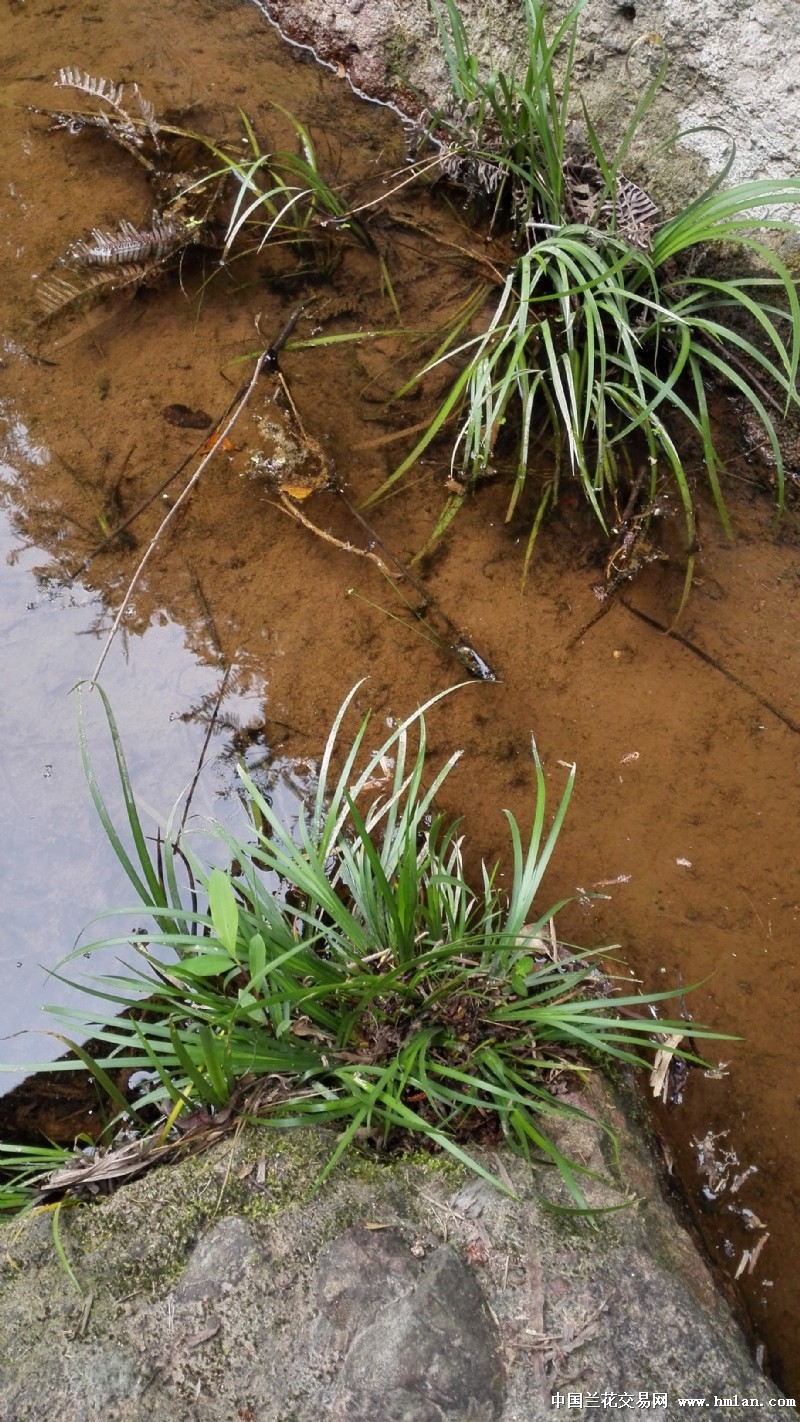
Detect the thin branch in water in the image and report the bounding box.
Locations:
[387,216,507,283]
[272,493,393,573]
[89,346,270,684]
[186,566,224,660]
[66,342,288,581]
[337,491,497,679]
[277,486,498,681]
[621,599,800,735]
[716,343,790,419]
[320,155,444,223]
[180,666,231,835]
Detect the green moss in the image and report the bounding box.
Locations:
[384,31,420,88]
[350,1142,465,1187]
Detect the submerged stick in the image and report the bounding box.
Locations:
[82,297,496,683]
[264,356,498,682]
[273,493,392,574]
[622,600,800,735]
[336,491,498,681]
[179,665,231,836]
[69,436,216,581]
[89,348,270,684]
[278,483,498,681]
[70,304,308,582]
[318,155,444,224]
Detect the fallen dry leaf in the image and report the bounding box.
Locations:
[650,1032,684,1101]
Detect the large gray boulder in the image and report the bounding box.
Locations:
[1,1078,793,1421]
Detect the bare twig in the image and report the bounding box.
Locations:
[69,411,235,580]
[280,487,498,680]
[179,666,231,835]
[72,1291,94,1340]
[71,304,308,582]
[337,491,498,681]
[388,215,506,282]
[273,493,392,572]
[257,302,308,367]
[89,348,269,684]
[622,600,800,735]
[318,155,444,224]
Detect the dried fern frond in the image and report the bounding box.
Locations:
[56,66,126,111]
[613,175,660,253]
[35,263,153,322]
[131,83,160,148]
[562,155,659,251]
[55,67,160,150]
[65,214,192,268]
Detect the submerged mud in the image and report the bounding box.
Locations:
[1,0,799,1391]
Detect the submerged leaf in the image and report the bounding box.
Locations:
[66,214,192,268]
[35,263,154,321]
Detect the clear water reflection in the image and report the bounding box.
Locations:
[0,443,287,1079]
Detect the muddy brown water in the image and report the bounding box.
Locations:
[1,0,799,1392]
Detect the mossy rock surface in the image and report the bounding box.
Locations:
[1,1078,792,1420]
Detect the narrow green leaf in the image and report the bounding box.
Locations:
[178,952,237,978]
[51,1201,83,1294]
[208,868,240,958]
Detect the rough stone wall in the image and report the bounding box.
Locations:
[256,0,800,228]
[633,0,800,180]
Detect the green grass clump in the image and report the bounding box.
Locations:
[0,1143,77,1215]
[368,0,800,598]
[187,99,373,269]
[1,682,728,1214]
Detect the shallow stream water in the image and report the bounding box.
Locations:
[1,0,799,1392]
